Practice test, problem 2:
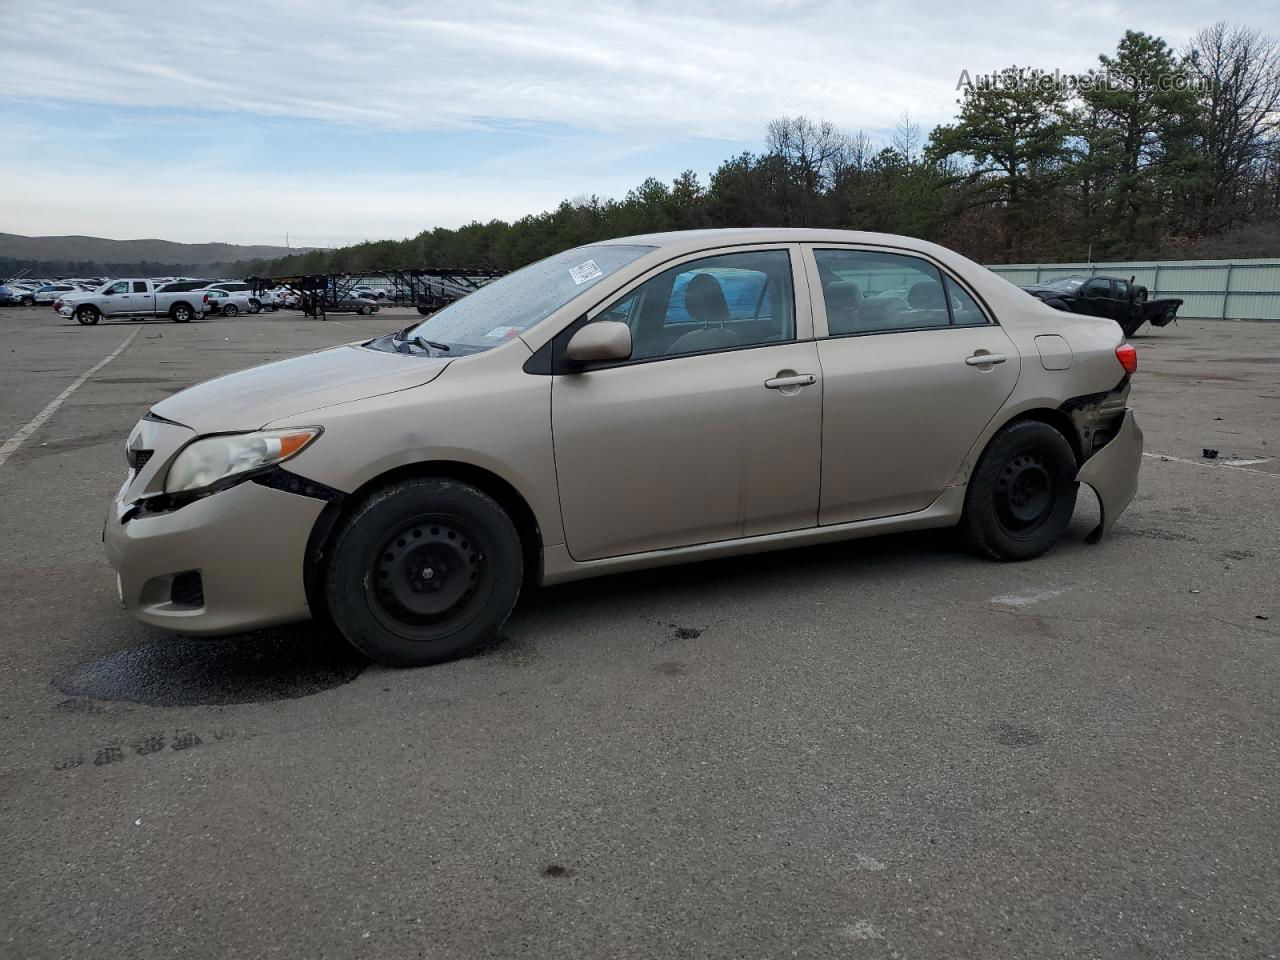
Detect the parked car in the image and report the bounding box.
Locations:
[0,284,20,306]
[33,283,80,305]
[197,288,257,317]
[328,295,380,315]
[56,279,209,324]
[206,281,277,313]
[104,229,1142,668]
[1021,275,1181,337]
[351,284,388,300]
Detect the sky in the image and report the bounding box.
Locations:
[1,0,1276,247]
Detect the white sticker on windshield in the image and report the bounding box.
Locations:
[485,325,520,338]
[569,260,603,285]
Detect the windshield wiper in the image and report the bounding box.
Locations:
[412,336,451,353]
[390,324,451,356]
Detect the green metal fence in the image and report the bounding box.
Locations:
[986,258,1280,321]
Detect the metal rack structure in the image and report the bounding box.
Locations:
[247,267,504,318]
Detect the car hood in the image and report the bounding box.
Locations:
[150,343,451,433]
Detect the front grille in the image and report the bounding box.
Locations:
[130,449,154,470]
[170,571,204,608]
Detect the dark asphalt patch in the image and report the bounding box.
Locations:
[51,626,367,706]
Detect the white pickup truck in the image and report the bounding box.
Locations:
[56,279,209,325]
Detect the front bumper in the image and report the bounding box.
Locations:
[104,478,326,636]
[1077,408,1143,543]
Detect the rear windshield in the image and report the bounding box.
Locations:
[406,244,654,352]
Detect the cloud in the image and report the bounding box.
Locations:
[2,0,1229,138]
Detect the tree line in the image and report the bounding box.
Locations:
[246,22,1280,279]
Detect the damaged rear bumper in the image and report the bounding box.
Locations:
[1077,408,1143,543]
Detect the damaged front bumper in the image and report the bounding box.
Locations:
[1077,409,1143,543]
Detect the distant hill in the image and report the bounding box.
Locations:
[0,233,316,280]
[0,233,307,266]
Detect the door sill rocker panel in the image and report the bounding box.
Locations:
[541,486,965,585]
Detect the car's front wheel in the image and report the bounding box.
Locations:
[75,305,100,325]
[961,419,1078,561]
[325,478,523,667]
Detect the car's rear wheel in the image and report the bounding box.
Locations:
[20,296,34,307]
[171,304,192,323]
[325,478,523,667]
[75,305,100,325]
[223,303,239,317]
[962,419,1078,561]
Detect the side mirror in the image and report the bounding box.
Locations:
[566,321,632,365]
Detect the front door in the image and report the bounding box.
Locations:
[551,246,823,561]
[805,245,1021,524]
[101,280,131,316]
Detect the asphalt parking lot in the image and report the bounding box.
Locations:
[1,305,1277,959]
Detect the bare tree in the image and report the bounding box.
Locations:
[1185,22,1280,227]
[893,113,922,162]
[766,116,853,223]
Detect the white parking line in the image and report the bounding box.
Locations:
[0,327,141,469]
[1143,451,1279,479]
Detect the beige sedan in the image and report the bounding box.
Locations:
[105,229,1142,666]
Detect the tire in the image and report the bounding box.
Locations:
[360,305,373,315]
[75,305,100,325]
[1120,317,1144,338]
[248,299,262,314]
[326,478,523,667]
[171,303,193,323]
[223,304,239,317]
[20,296,34,307]
[961,419,1078,561]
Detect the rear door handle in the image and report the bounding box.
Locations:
[965,352,1007,366]
[764,374,816,389]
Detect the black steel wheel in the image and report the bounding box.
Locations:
[326,478,523,667]
[962,420,1078,560]
[367,517,493,642]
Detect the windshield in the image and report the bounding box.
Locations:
[1039,277,1085,293]
[405,244,654,352]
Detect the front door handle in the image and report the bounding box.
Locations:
[764,374,816,389]
[965,352,1007,366]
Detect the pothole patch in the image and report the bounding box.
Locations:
[52,626,367,706]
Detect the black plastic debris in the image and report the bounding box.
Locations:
[1202,448,1219,459]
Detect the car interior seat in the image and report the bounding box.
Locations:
[823,280,862,334]
[667,273,740,354]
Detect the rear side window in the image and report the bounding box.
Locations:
[132,281,148,293]
[814,249,954,334]
[1084,278,1112,298]
[943,276,989,326]
[594,249,795,361]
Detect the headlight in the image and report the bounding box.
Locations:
[164,427,321,494]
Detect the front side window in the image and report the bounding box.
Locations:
[594,249,795,361]
[814,249,955,334]
[105,281,128,295]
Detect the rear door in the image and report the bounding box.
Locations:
[551,244,823,560]
[803,245,1020,524]
[131,280,156,316]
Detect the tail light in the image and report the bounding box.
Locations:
[202,294,209,304]
[1115,343,1137,374]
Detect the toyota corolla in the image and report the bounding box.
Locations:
[105,229,1142,667]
